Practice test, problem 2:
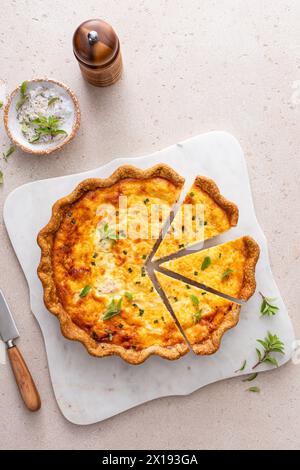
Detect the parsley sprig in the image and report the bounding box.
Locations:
[253,331,285,369]
[259,292,279,316]
[30,115,67,143]
[102,298,122,321]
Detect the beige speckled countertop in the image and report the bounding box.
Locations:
[0,0,300,450]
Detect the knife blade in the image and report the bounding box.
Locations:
[0,289,41,411]
[0,289,20,343]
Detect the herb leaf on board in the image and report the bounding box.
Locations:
[235,359,247,373]
[252,331,285,369]
[259,292,279,317]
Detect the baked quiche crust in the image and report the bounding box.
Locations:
[37,164,189,364]
[153,175,239,260]
[160,236,260,301]
[155,271,241,355]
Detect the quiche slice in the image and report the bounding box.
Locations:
[153,176,239,260]
[37,164,189,364]
[160,236,260,301]
[155,272,241,355]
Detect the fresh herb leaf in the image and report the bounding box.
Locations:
[259,292,279,317]
[201,256,211,270]
[190,295,199,307]
[242,373,258,382]
[16,81,28,110]
[99,222,118,242]
[252,331,285,369]
[48,96,60,106]
[235,359,247,373]
[0,170,3,185]
[193,310,202,322]
[29,114,67,142]
[125,292,133,301]
[102,298,122,321]
[190,295,202,322]
[0,100,3,109]
[247,386,260,393]
[20,80,28,96]
[79,285,92,298]
[221,268,234,279]
[2,146,15,162]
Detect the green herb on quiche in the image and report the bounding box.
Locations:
[190,295,202,323]
[201,256,211,270]
[79,285,92,298]
[102,298,122,321]
[2,145,15,162]
[125,292,133,301]
[235,359,247,373]
[0,170,3,185]
[99,222,118,242]
[259,292,279,317]
[16,80,28,110]
[221,268,234,279]
[190,295,199,307]
[253,331,285,369]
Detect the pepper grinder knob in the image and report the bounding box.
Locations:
[88,30,98,44]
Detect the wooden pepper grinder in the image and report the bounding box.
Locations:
[73,19,123,87]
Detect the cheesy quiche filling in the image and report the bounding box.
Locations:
[160,236,259,301]
[155,271,240,354]
[153,176,238,260]
[51,176,187,352]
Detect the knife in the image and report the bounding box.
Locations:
[0,289,41,411]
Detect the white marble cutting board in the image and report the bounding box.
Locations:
[3,131,295,425]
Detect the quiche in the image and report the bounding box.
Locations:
[155,272,241,355]
[159,236,260,301]
[37,164,189,364]
[153,176,239,260]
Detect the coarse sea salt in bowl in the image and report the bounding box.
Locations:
[3,78,80,155]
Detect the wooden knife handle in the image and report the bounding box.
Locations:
[7,345,41,412]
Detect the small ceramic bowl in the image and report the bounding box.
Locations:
[3,78,81,155]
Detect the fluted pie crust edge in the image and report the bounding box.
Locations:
[37,164,187,364]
